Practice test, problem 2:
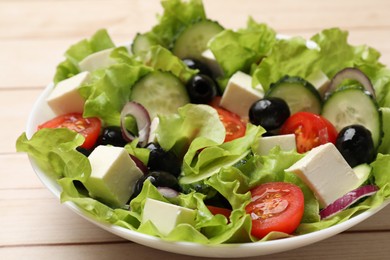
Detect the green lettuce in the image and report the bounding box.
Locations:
[136,0,207,51]
[78,45,196,127]
[130,179,253,244]
[252,28,390,96]
[54,29,115,83]
[179,124,264,184]
[156,104,226,157]
[17,126,390,244]
[16,128,90,181]
[142,45,197,82]
[208,17,276,89]
[80,63,151,126]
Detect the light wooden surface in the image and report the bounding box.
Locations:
[1,0,390,259]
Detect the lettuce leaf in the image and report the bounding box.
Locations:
[142,45,197,82]
[16,129,90,181]
[54,29,115,83]
[252,36,320,91]
[136,0,207,50]
[208,17,276,89]
[132,180,254,244]
[79,45,196,127]
[157,104,226,156]
[179,124,264,184]
[80,63,151,126]
[252,27,390,96]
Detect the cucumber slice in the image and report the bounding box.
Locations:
[266,76,322,115]
[378,107,390,154]
[130,71,190,118]
[321,88,382,148]
[172,20,224,60]
[131,33,157,57]
[353,163,372,188]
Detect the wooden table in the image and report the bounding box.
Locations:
[2,0,390,259]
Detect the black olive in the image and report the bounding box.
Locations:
[249,97,290,131]
[182,58,213,77]
[132,171,181,199]
[335,124,375,167]
[186,74,218,104]
[204,193,232,210]
[76,146,93,157]
[145,142,182,177]
[98,126,128,147]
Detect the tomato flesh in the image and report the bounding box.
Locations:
[38,113,101,149]
[207,205,232,219]
[209,97,246,142]
[280,112,338,153]
[245,182,304,239]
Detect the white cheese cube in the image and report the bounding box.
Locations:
[85,145,144,207]
[306,70,330,97]
[78,48,116,72]
[256,134,296,156]
[201,49,224,77]
[142,198,196,236]
[220,71,264,119]
[285,143,360,208]
[46,71,90,115]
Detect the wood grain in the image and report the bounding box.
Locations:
[0,89,41,153]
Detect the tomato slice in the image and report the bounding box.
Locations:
[206,205,232,219]
[209,97,246,142]
[280,112,338,153]
[209,96,222,108]
[38,113,101,149]
[245,182,304,239]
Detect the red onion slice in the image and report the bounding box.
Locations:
[157,187,180,198]
[320,185,379,220]
[130,154,148,175]
[325,67,375,98]
[120,102,151,147]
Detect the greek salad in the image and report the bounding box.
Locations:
[16,0,390,244]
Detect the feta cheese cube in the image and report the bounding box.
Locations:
[78,48,117,72]
[46,71,90,115]
[285,143,360,208]
[142,198,196,236]
[306,70,330,97]
[84,145,144,207]
[220,71,264,119]
[201,49,223,77]
[256,134,296,156]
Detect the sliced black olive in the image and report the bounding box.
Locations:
[204,192,232,210]
[182,58,213,77]
[186,74,218,104]
[335,124,375,167]
[76,146,93,157]
[145,142,182,177]
[98,126,128,147]
[249,97,290,131]
[132,171,181,199]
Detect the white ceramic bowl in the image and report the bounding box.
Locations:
[26,83,390,258]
